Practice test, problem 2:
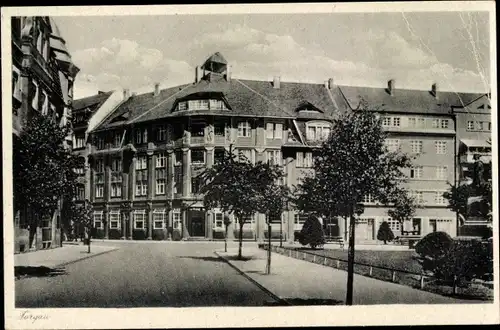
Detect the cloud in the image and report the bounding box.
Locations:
[72,38,194,98]
[193,25,487,92]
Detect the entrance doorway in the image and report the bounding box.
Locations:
[324,217,340,238]
[188,210,205,237]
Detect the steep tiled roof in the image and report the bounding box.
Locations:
[339,85,485,114]
[73,92,113,112]
[96,74,344,130]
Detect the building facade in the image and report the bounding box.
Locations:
[77,52,490,244]
[12,16,79,252]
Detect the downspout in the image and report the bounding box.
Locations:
[453,108,459,237]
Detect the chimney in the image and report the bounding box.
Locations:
[98,90,105,95]
[328,78,334,90]
[324,81,328,89]
[387,79,395,95]
[195,66,203,83]
[123,88,130,100]
[154,82,160,96]
[431,82,438,98]
[273,76,281,89]
[225,65,232,82]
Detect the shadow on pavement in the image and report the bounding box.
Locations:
[179,255,253,262]
[264,298,344,306]
[15,266,67,279]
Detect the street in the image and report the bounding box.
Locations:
[15,241,278,307]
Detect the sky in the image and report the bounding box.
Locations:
[52,11,491,99]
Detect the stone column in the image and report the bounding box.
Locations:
[104,205,109,239]
[166,149,174,199]
[147,150,154,200]
[182,148,191,197]
[181,208,190,240]
[206,147,214,168]
[130,155,136,202]
[85,152,92,201]
[120,210,126,240]
[288,210,294,244]
[147,202,153,240]
[129,208,134,240]
[122,151,129,201]
[206,210,213,239]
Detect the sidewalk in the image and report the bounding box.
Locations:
[215,247,484,305]
[15,243,118,268]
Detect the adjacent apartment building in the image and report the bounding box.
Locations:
[75,52,491,244]
[12,16,79,252]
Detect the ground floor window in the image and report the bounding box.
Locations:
[172,210,181,230]
[134,210,146,229]
[109,210,121,229]
[267,212,282,224]
[213,212,224,228]
[93,211,103,229]
[153,209,166,229]
[386,217,401,233]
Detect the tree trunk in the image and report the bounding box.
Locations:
[224,225,228,252]
[267,222,272,274]
[238,219,243,259]
[346,210,356,306]
[384,240,387,245]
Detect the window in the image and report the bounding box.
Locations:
[238,149,252,163]
[111,131,122,148]
[386,218,401,232]
[156,178,166,195]
[408,117,417,127]
[214,149,225,164]
[209,99,226,110]
[410,166,423,179]
[111,158,121,172]
[76,185,85,200]
[432,119,440,129]
[156,152,166,168]
[93,211,103,229]
[267,212,282,224]
[477,121,484,131]
[95,159,104,173]
[188,99,209,110]
[153,209,166,229]
[214,212,224,228]
[238,121,251,137]
[74,134,85,149]
[411,191,425,205]
[410,140,423,154]
[135,128,148,144]
[95,135,105,150]
[266,123,283,139]
[382,117,392,127]
[95,158,105,196]
[111,182,122,198]
[363,194,374,204]
[214,121,225,136]
[436,166,448,180]
[156,125,166,141]
[385,139,400,152]
[134,210,146,229]
[109,210,121,229]
[178,101,187,111]
[172,210,181,230]
[136,156,147,170]
[294,214,307,225]
[467,121,475,131]
[136,181,147,196]
[266,150,282,166]
[392,117,401,127]
[440,119,449,129]
[435,141,447,154]
[488,122,492,131]
[306,122,331,141]
[417,118,425,128]
[95,185,104,198]
[434,192,446,205]
[191,122,205,137]
[191,176,203,194]
[191,149,205,164]
[296,152,313,168]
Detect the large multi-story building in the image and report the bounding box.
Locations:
[12,16,79,252]
[76,52,490,244]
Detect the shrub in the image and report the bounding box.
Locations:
[432,239,493,290]
[172,229,182,241]
[376,221,394,244]
[108,229,122,240]
[415,231,453,262]
[132,230,146,240]
[152,230,166,240]
[298,216,325,249]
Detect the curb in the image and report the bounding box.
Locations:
[55,247,119,268]
[213,251,292,306]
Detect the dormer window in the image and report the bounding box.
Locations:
[306,121,331,141]
[175,93,229,112]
